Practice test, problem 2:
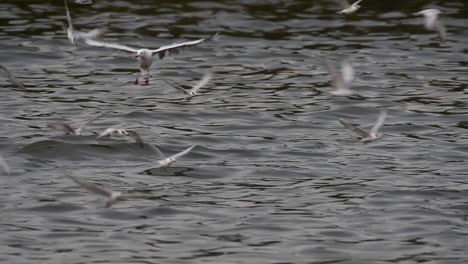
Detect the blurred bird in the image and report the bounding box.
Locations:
[0,64,25,89]
[97,127,144,146]
[157,145,196,167]
[163,72,212,99]
[414,8,446,42]
[65,0,104,44]
[67,175,138,208]
[339,110,387,142]
[47,110,110,135]
[326,60,354,96]
[337,0,363,14]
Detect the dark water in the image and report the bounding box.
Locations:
[1,0,468,263]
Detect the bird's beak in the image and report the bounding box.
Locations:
[134,54,140,58]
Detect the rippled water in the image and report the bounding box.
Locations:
[1,0,468,263]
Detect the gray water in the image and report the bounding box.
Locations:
[1,0,468,263]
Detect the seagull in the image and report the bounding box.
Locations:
[0,156,10,175]
[326,60,354,96]
[97,127,144,146]
[65,0,104,44]
[339,110,387,142]
[84,32,219,85]
[163,72,212,99]
[157,145,196,167]
[47,110,110,135]
[0,64,25,89]
[67,175,136,208]
[414,9,446,42]
[337,0,363,14]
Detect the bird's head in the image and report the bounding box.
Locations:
[134,49,149,59]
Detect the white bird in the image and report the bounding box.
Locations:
[97,127,143,146]
[414,9,446,42]
[84,32,219,85]
[47,110,110,135]
[157,145,196,167]
[326,60,354,96]
[0,156,10,175]
[67,175,136,208]
[337,0,363,14]
[339,110,387,142]
[163,72,212,99]
[0,64,25,89]
[65,0,104,44]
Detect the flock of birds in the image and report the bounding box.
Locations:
[0,0,449,207]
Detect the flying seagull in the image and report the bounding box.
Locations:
[339,110,387,142]
[47,110,110,135]
[337,0,363,14]
[84,32,219,85]
[97,127,144,146]
[65,0,104,44]
[0,64,25,89]
[163,72,212,99]
[326,60,354,96]
[414,9,446,42]
[157,145,196,167]
[67,175,139,208]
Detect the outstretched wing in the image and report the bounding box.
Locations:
[0,64,25,89]
[85,38,139,53]
[152,32,219,59]
[75,110,110,135]
[435,20,446,42]
[65,0,104,44]
[148,144,166,158]
[64,0,74,32]
[97,127,117,138]
[341,61,354,88]
[190,72,212,94]
[326,60,345,90]
[0,156,10,175]
[67,175,111,197]
[338,119,370,139]
[352,0,363,7]
[369,110,387,136]
[163,79,190,94]
[126,130,144,146]
[47,122,76,134]
[168,145,196,161]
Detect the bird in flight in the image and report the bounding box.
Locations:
[84,32,219,85]
[326,60,354,96]
[156,145,196,168]
[337,0,363,15]
[97,127,144,147]
[0,64,25,89]
[339,110,387,143]
[163,72,212,99]
[64,0,104,44]
[67,175,141,208]
[47,110,110,135]
[414,9,446,42]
